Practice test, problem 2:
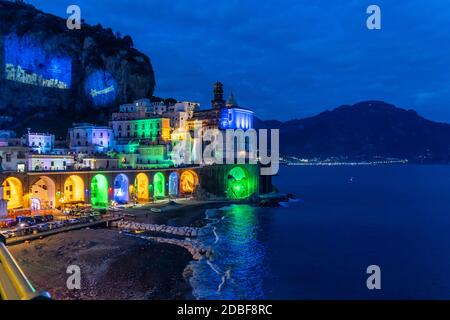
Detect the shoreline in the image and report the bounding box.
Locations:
[7,200,234,300]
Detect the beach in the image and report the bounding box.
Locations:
[7,200,232,300]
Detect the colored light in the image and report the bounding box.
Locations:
[2,177,24,210]
[180,170,198,194]
[84,70,118,106]
[135,173,149,202]
[91,174,109,209]
[153,172,165,198]
[113,174,130,204]
[226,166,257,200]
[169,172,179,197]
[64,175,85,203]
[5,33,72,89]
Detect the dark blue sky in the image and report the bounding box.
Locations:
[29,0,450,122]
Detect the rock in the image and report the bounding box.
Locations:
[0,0,155,135]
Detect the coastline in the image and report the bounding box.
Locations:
[7,200,234,300]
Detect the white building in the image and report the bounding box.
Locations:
[77,157,119,170]
[68,123,115,154]
[28,154,74,171]
[0,146,28,172]
[25,130,55,154]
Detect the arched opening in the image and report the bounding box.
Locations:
[30,176,56,209]
[91,174,109,208]
[169,172,179,197]
[180,170,199,194]
[2,177,24,210]
[153,172,165,199]
[135,173,149,203]
[226,166,251,200]
[113,174,129,204]
[64,175,85,204]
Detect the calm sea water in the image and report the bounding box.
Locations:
[189,165,450,299]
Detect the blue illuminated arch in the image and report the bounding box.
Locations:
[113,174,129,204]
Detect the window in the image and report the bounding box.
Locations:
[51,161,55,166]
[6,154,11,162]
[76,132,80,139]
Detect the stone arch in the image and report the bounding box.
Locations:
[2,177,24,210]
[180,170,199,194]
[135,173,149,203]
[64,175,85,204]
[91,174,109,208]
[226,166,252,200]
[113,173,130,204]
[153,172,165,199]
[30,176,56,209]
[169,172,179,197]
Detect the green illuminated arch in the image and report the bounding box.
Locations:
[226,166,254,200]
[153,172,165,199]
[91,174,109,208]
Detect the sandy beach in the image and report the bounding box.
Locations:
[7,200,233,300]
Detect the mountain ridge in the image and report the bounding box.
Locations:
[255,100,450,162]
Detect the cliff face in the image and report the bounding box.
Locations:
[0,0,155,136]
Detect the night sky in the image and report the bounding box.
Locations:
[28,0,450,122]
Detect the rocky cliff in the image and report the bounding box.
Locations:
[0,0,155,136]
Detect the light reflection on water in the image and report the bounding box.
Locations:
[189,204,267,300]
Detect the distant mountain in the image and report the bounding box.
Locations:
[256,101,450,162]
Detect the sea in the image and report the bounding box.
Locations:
[188,164,450,299]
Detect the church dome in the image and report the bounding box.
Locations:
[226,92,238,107]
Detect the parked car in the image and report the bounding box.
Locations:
[33,215,47,223]
[0,218,17,229]
[44,215,54,222]
[16,216,36,227]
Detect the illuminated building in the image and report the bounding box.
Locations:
[69,123,115,154]
[219,94,254,130]
[24,129,55,154]
[27,154,74,171]
[0,146,27,172]
[78,157,119,170]
[110,117,171,145]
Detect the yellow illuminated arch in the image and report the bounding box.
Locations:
[64,175,85,203]
[135,173,149,202]
[180,170,199,194]
[2,177,24,210]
